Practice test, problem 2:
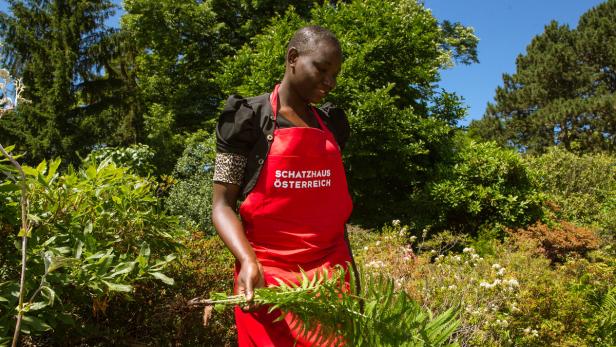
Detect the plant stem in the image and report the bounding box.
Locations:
[0,144,29,347]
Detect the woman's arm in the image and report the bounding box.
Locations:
[211,182,264,301]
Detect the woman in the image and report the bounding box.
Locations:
[212,26,355,346]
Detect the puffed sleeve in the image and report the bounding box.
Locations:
[214,95,258,186]
[216,95,259,154]
[319,102,351,150]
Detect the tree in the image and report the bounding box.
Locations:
[121,0,326,173]
[213,0,478,225]
[0,0,128,164]
[470,0,616,154]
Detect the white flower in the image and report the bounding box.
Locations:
[495,319,509,328]
[448,284,457,290]
[463,247,475,253]
[492,263,502,270]
[453,255,462,262]
[523,327,531,334]
[409,235,417,242]
[479,281,492,289]
[471,253,480,260]
[392,219,401,227]
[363,246,369,251]
[492,279,502,286]
[496,267,506,276]
[366,260,385,268]
[376,241,381,246]
[400,226,408,235]
[506,279,519,287]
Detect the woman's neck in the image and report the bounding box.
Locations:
[278,80,309,113]
[277,79,314,127]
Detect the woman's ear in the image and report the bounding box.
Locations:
[287,47,299,68]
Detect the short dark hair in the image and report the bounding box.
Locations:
[287,25,341,56]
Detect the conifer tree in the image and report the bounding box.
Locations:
[0,0,122,163]
[471,0,616,154]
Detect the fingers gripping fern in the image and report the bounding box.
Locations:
[199,266,460,346]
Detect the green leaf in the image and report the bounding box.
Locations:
[35,159,47,174]
[0,183,19,192]
[41,236,57,247]
[26,302,48,311]
[102,280,133,293]
[47,255,79,273]
[83,221,93,235]
[40,286,56,306]
[106,261,136,278]
[149,272,174,285]
[137,242,151,268]
[22,165,38,177]
[75,240,83,259]
[21,315,52,332]
[46,158,61,180]
[17,227,31,237]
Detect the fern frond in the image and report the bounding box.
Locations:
[199,265,459,346]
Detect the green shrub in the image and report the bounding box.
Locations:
[421,138,544,236]
[0,159,184,343]
[526,147,616,234]
[165,130,217,234]
[78,232,236,346]
[84,144,156,177]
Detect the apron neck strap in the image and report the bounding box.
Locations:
[269,84,326,130]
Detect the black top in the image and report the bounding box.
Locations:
[216,93,350,198]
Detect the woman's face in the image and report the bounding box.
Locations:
[288,41,342,104]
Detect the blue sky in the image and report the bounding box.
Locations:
[422,0,606,125]
[1,0,608,125]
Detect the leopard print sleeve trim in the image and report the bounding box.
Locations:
[213,152,247,186]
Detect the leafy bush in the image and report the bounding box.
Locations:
[72,232,236,346]
[420,138,544,236]
[508,221,600,263]
[0,159,184,343]
[165,130,217,234]
[526,147,616,234]
[84,144,156,177]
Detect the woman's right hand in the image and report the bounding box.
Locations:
[237,259,265,310]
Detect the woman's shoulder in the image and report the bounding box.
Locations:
[223,93,270,113]
[217,93,271,154]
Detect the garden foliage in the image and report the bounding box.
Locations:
[83,144,156,177]
[165,130,217,234]
[351,224,615,347]
[420,138,544,236]
[0,158,184,343]
[525,147,616,234]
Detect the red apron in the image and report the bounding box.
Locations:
[235,84,353,346]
